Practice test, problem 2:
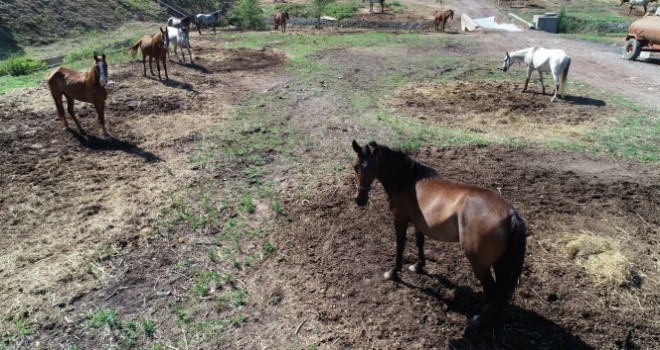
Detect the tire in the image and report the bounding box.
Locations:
[623,38,642,61]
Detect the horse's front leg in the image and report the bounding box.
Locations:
[95,103,111,141]
[155,56,161,80]
[408,230,425,273]
[384,218,408,280]
[381,1,385,13]
[162,54,169,80]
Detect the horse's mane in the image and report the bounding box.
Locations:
[372,142,438,194]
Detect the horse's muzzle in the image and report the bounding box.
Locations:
[355,193,369,206]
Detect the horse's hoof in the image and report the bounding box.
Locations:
[408,263,424,274]
[469,315,482,328]
[383,270,398,280]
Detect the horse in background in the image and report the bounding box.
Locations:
[620,0,651,14]
[434,9,454,31]
[129,27,169,80]
[195,8,225,34]
[46,55,111,140]
[274,12,290,33]
[351,140,527,328]
[167,15,194,32]
[167,26,193,63]
[501,46,571,102]
[363,0,385,13]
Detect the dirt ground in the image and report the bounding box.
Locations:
[1,4,659,349]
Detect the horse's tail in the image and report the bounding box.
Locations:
[493,211,527,302]
[129,39,142,59]
[559,56,571,97]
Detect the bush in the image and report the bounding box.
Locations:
[324,1,360,20]
[311,0,338,27]
[231,0,266,30]
[0,55,46,76]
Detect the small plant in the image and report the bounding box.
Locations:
[263,242,276,254]
[0,55,46,77]
[89,309,121,330]
[209,247,219,263]
[141,318,156,337]
[240,195,255,214]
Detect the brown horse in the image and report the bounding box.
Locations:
[129,27,169,80]
[46,54,111,140]
[274,11,290,33]
[434,9,454,32]
[351,140,527,327]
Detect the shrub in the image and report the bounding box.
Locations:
[0,55,46,76]
[311,0,338,27]
[324,1,360,20]
[231,0,266,30]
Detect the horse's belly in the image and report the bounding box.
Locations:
[414,218,459,242]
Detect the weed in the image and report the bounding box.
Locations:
[89,309,121,330]
[263,242,276,254]
[240,195,255,214]
[209,247,219,263]
[231,315,247,326]
[141,318,156,338]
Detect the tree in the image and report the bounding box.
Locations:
[311,0,337,28]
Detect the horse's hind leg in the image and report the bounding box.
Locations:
[50,90,69,129]
[64,94,84,135]
[408,230,426,273]
[523,67,533,92]
[384,219,407,280]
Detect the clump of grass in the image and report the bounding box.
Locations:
[0,55,46,76]
[562,231,633,288]
[89,309,121,330]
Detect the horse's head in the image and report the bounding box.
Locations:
[284,11,290,20]
[160,27,170,47]
[448,10,455,19]
[351,140,380,206]
[94,54,108,87]
[500,52,511,72]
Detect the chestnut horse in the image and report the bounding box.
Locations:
[46,54,111,140]
[434,9,454,32]
[129,27,169,80]
[351,140,527,327]
[274,11,289,33]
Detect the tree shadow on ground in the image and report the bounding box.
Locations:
[68,130,162,163]
[397,274,595,350]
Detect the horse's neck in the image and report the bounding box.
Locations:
[87,64,99,85]
[376,147,436,194]
[509,47,535,64]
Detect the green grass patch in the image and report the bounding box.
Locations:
[0,55,46,77]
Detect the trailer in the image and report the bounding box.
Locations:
[623,15,660,60]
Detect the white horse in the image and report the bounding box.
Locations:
[620,0,651,14]
[501,46,571,102]
[167,26,193,63]
[195,9,225,35]
[167,15,194,31]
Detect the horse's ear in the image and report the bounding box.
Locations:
[367,141,379,156]
[352,140,362,154]
[506,51,510,58]
[102,54,106,61]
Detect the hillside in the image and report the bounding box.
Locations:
[0,0,165,57]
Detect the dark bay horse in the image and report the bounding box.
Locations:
[351,140,527,327]
[46,54,111,140]
[129,27,169,80]
[274,11,289,33]
[434,9,454,32]
[363,0,385,13]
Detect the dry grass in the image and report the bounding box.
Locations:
[561,231,633,288]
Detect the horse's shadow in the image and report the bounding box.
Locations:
[68,130,162,163]
[397,274,595,350]
[161,77,198,92]
[171,60,213,74]
[563,95,606,107]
